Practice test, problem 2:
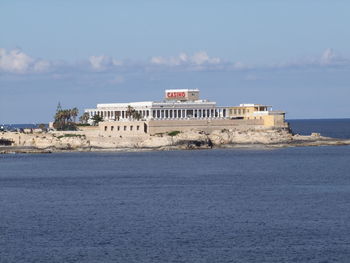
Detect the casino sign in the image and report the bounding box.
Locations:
[166,91,186,99]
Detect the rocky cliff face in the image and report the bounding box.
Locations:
[1,127,349,153]
[0,127,293,151]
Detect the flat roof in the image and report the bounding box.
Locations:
[238,104,272,107]
[165,89,199,92]
[97,101,153,108]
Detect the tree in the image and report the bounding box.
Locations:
[91,114,103,126]
[126,105,134,119]
[53,104,78,131]
[38,123,46,130]
[132,111,142,120]
[79,112,90,124]
[56,102,62,113]
[126,105,142,120]
[71,107,79,123]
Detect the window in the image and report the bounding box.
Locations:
[117,126,120,131]
[130,126,133,131]
[137,125,140,131]
[124,126,126,131]
[104,126,107,131]
[111,126,114,131]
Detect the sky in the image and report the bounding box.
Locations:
[1,0,350,123]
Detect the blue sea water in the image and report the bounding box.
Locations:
[1,120,350,262]
[288,119,350,139]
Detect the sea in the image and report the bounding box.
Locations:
[1,119,350,262]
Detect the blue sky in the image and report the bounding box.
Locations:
[1,0,350,123]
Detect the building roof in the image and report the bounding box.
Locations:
[165,89,199,92]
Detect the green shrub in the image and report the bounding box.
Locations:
[167,131,181,137]
[57,134,86,139]
[0,138,13,146]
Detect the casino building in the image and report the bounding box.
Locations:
[84,89,287,135]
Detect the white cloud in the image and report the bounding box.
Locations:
[89,55,108,70]
[0,48,51,73]
[2,47,350,76]
[191,51,220,65]
[0,48,33,73]
[320,48,336,65]
[33,60,51,72]
[317,48,348,66]
[267,48,350,70]
[89,55,123,70]
[150,51,221,67]
[112,58,123,66]
[150,56,168,65]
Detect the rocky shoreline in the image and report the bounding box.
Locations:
[1,127,350,154]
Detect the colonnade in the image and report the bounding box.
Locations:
[87,108,227,121]
[88,109,151,120]
[151,108,227,119]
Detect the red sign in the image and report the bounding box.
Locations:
[167,92,186,98]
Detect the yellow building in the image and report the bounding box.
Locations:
[228,104,286,127]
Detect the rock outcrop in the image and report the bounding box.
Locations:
[1,127,349,154]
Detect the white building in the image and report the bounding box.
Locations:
[85,89,230,122]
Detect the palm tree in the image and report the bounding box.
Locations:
[132,111,142,120]
[79,112,90,124]
[71,107,79,123]
[53,105,79,130]
[126,105,134,119]
[126,105,142,120]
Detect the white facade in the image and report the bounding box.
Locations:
[85,89,229,122]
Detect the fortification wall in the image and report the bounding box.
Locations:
[100,121,148,136]
[98,117,287,137]
[148,119,265,135]
[260,114,287,127]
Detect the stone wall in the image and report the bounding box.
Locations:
[99,121,148,136]
[148,119,265,135]
[98,117,288,137]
